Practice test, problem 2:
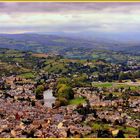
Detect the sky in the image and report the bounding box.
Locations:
[0,2,140,37]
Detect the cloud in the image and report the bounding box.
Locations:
[0,2,140,34]
[1,2,140,14]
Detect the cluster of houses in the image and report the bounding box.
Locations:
[0,75,139,138]
[73,87,140,129]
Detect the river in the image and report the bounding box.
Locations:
[43,89,56,108]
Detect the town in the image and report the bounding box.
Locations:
[0,48,140,138]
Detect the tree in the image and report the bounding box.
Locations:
[57,77,71,85]
[35,85,44,99]
[73,74,89,87]
[119,72,131,81]
[115,130,125,138]
[97,130,113,138]
[57,84,74,100]
[58,97,68,106]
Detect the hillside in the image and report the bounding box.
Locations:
[0,34,99,52]
[0,33,140,57]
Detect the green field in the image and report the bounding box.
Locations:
[69,97,86,105]
[19,72,35,79]
[92,82,113,88]
[92,82,140,91]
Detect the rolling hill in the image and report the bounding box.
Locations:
[0,33,139,57]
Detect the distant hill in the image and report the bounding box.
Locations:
[0,33,99,52]
[0,33,139,56]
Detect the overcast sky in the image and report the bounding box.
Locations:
[0,2,140,34]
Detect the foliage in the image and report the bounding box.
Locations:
[57,77,71,85]
[35,85,44,99]
[72,74,90,87]
[57,84,74,100]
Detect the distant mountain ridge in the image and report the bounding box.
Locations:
[0,33,139,55]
